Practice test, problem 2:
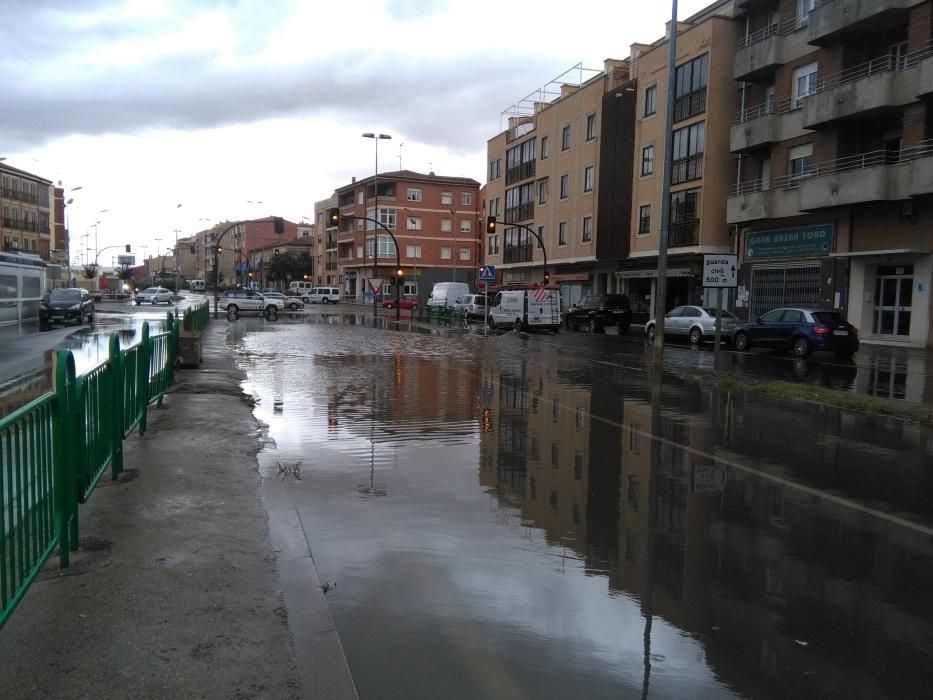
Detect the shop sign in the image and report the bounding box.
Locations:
[746,224,834,260]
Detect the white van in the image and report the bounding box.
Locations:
[305,287,341,304]
[288,281,314,295]
[188,279,206,293]
[488,286,561,331]
[427,282,469,308]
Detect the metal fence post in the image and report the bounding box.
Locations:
[53,351,76,567]
[109,333,124,479]
[138,322,150,437]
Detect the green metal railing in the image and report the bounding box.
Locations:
[182,301,209,332]
[0,308,198,629]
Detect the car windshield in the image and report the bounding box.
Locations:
[49,289,80,302]
[702,308,736,319]
[812,311,844,324]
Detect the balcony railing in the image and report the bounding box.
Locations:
[668,220,699,247]
[730,139,933,195]
[734,95,794,124]
[504,202,534,223]
[506,160,536,185]
[671,154,704,185]
[736,13,810,50]
[0,189,39,204]
[504,244,533,264]
[673,87,707,123]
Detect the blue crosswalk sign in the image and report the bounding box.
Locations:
[478,265,496,282]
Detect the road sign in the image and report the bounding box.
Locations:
[702,254,738,288]
[367,277,385,293]
[478,265,496,282]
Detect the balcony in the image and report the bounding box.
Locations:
[916,52,933,96]
[726,181,803,223]
[504,245,533,264]
[505,160,535,185]
[670,154,704,185]
[668,221,699,247]
[808,0,924,46]
[731,97,806,152]
[504,202,534,223]
[673,88,706,124]
[734,16,812,80]
[802,52,928,129]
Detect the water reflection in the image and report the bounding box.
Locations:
[232,319,933,698]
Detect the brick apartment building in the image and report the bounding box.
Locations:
[334,170,482,301]
[313,194,339,287]
[485,62,635,306]
[728,0,933,347]
[1,163,54,260]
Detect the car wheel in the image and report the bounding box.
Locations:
[289,302,300,311]
[135,301,141,306]
[689,327,703,345]
[734,331,749,352]
[514,318,524,332]
[227,304,239,314]
[322,298,330,304]
[487,314,496,329]
[152,299,158,305]
[646,324,656,342]
[792,336,812,358]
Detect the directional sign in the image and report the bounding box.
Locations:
[702,254,738,288]
[478,265,496,282]
[367,277,385,293]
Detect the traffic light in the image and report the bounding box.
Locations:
[274,216,285,234]
[248,271,253,279]
[395,268,405,285]
[327,207,340,226]
[486,215,497,233]
[216,245,223,255]
[543,272,550,285]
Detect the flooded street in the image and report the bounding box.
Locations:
[229,315,933,699]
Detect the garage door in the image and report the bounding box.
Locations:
[749,263,821,319]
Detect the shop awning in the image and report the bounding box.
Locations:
[614,268,692,279]
[829,249,925,258]
[550,274,590,282]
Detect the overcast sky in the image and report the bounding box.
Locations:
[1,0,712,265]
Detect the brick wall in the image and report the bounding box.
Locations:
[908,1,933,53]
[903,103,927,146]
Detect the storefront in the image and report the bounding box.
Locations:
[615,266,696,324]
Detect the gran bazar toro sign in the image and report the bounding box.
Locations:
[745,224,834,260]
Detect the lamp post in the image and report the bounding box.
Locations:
[485,217,549,285]
[362,132,391,317]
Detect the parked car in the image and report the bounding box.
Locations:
[383,294,419,310]
[645,305,737,345]
[565,294,633,333]
[41,287,95,326]
[453,293,487,318]
[135,287,174,305]
[219,289,284,316]
[260,291,303,310]
[733,307,859,358]
[304,287,341,304]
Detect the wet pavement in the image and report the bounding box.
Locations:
[226,313,933,699]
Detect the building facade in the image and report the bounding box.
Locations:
[0,163,53,259]
[313,194,339,287]
[335,170,482,302]
[485,61,636,306]
[623,2,738,320]
[728,0,933,347]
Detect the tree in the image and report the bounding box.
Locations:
[116,263,134,282]
[266,251,312,283]
[81,263,98,279]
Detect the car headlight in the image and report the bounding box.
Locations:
[69,304,81,310]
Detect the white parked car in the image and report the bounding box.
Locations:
[453,293,488,319]
[645,305,737,345]
[135,287,174,305]
[219,289,284,315]
[304,287,341,304]
[259,291,304,310]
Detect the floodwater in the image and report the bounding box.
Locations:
[228,314,933,699]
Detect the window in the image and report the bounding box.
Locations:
[356,245,363,258]
[459,247,470,261]
[538,179,548,205]
[441,218,452,232]
[505,183,535,221]
[406,216,422,230]
[356,190,364,204]
[487,234,499,255]
[488,196,501,218]
[560,174,569,199]
[537,225,545,249]
[789,143,814,179]
[489,158,502,180]
[585,113,597,141]
[638,204,651,234]
[581,216,592,242]
[366,207,396,230]
[793,62,818,107]
[540,135,549,159]
[583,165,594,193]
[558,221,567,245]
[669,188,702,246]
[641,145,655,176]
[441,191,453,205]
[406,244,422,258]
[366,237,396,258]
[461,192,472,205]
[460,219,471,233]
[671,122,705,184]
[629,423,641,453]
[644,84,658,117]
[627,476,640,511]
[797,0,816,21]
[891,41,909,70]
[561,124,571,150]
[673,53,709,122]
[440,246,452,259]
[407,188,422,202]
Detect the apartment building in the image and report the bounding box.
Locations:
[485,61,635,306]
[0,163,53,259]
[248,238,314,288]
[623,2,738,320]
[313,194,339,287]
[728,0,933,347]
[190,217,299,287]
[334,170,481,301]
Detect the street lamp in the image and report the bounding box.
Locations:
[362,132,392,318]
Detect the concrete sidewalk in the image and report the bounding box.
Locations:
[0,324,356,699]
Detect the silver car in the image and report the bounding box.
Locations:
[135,286,174,305]
[645,305,737,345]
[259,291,304,310]
[453,293,488,318]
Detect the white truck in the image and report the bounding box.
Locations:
[487,286,561,331]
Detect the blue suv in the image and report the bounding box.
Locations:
[733,308,859,359]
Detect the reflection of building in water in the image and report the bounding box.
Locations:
[0,350,54,420]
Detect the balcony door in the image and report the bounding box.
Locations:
[873,266,913,337]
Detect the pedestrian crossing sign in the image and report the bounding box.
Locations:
[478,265,496,282]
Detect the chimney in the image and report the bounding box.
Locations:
[351,176,356,183]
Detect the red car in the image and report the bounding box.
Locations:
[382,294,419,310]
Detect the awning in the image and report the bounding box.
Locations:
[615,268,692,279]
[550,274,590,282]
[829,248,926,258]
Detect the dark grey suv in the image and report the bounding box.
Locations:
[564,294,632,334]
[41,287,95,326]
